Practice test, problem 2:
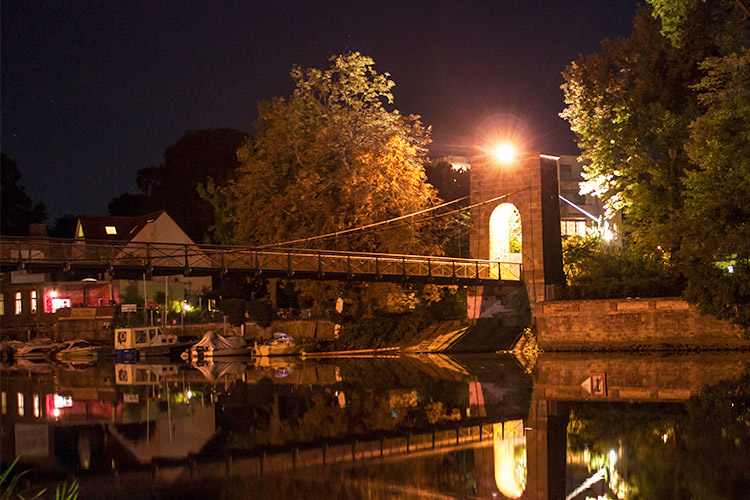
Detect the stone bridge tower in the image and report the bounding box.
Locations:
[470,153,564,304]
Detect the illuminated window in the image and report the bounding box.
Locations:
[105,225,117,235]
[0,293,4,316]
[15,292,22,315]
[51,298,71,312]
[1,392,6,414]
[561,220,587,237]
[17,393,24,417]
[33,393,40,418]
[31,291,37,314]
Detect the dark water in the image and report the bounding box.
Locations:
[2,351,749,499]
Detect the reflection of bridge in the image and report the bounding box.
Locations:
[0,236,521,286]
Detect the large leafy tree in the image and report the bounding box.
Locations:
[109,128,248,243]
[1,153,47,236]
[561,2,749,327]
[223,52,439,254]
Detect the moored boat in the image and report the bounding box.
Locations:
[115,326,187,359]
[252,332,305,357]
[180,331,251,361]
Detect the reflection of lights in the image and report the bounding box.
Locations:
[603,229,614,243]
[182,302,190,312]
[609,449,617,466]
[49,290,58,298]
[662,433,669,443]
[186,389,192,399]
[53,408,60,418]
[727,265,734,274]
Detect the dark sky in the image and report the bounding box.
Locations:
[1,1,640,220]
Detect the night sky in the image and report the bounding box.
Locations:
[1,1,640,220]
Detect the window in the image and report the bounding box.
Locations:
[559,164,572,181]
[17,393,24,417]
[15,292,22,315]
[561,220,587,237]
[1,392,6,414]
[33,394,40,418]
[30,291,37,314]
[0,293,4,316]
[105,225,117,235]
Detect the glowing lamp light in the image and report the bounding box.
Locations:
[603,229,614,243]
[182,302,191,312]
[492,143,516,164]
[186,389,192,400]
[609,449,617,466]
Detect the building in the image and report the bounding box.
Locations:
[1,211,212,341]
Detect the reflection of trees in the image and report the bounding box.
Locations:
[567,372,750,499]
[216,362,471,450]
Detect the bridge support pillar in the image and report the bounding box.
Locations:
[470,153,564,304]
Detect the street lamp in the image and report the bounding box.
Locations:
[491,143,516,164]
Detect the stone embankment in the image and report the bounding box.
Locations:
[534,297,748,351]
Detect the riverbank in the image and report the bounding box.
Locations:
[534,297,749,351]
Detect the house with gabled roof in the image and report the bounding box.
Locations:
[1,211,213,341]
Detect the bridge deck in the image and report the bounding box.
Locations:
[0,237,521,285]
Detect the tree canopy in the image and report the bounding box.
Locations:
[1,153,47,236]
[109,128,248,243]
[220,52,439,255]
[560,1,750,326]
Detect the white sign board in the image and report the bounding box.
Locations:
[121,303,137,313]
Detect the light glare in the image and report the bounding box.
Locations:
[492,144,516,164]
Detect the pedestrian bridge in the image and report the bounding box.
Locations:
[0,236,521,286]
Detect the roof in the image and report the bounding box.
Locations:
[75,210,167,242]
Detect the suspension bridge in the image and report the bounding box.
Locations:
[0,236,521,286]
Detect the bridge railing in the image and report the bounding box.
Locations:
[0,237,521,283]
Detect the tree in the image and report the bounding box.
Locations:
[109,128,249,243]
[223,52,439,254]
[1,153,47,236]
[48,214,79,238]
[215,53,441,314]
[560,7,705,256]
[561,3,750,327]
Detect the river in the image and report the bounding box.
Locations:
[2,351,749,499]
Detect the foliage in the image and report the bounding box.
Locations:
[47,214,78,238]
[424,160,471,257]
[561,3,750,326]
[559,235,684,299]
[222,52,439,253]
[219,298,246,327]
[336,287,466,349]
[109,128,248,243]
[246,298,275,328]
[214,53,441,312]
[1,153,47,236]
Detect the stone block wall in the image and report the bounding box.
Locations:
[534,297,747,350]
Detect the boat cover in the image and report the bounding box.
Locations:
[190,331,247,351]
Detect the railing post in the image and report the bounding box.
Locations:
[402,256,407,281]
[146,243,152,279]
[183,244,191,276]
[375,256,380,280]
[452,259,456,282]
[221,250,227,276]
[254,250,260,274]
[287,251,293,278]
[475,261,480,283]
[427,258,432,280]
[317,253,323,278]
[347,255,352,279]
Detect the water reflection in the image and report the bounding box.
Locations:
[1,351,749,499]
